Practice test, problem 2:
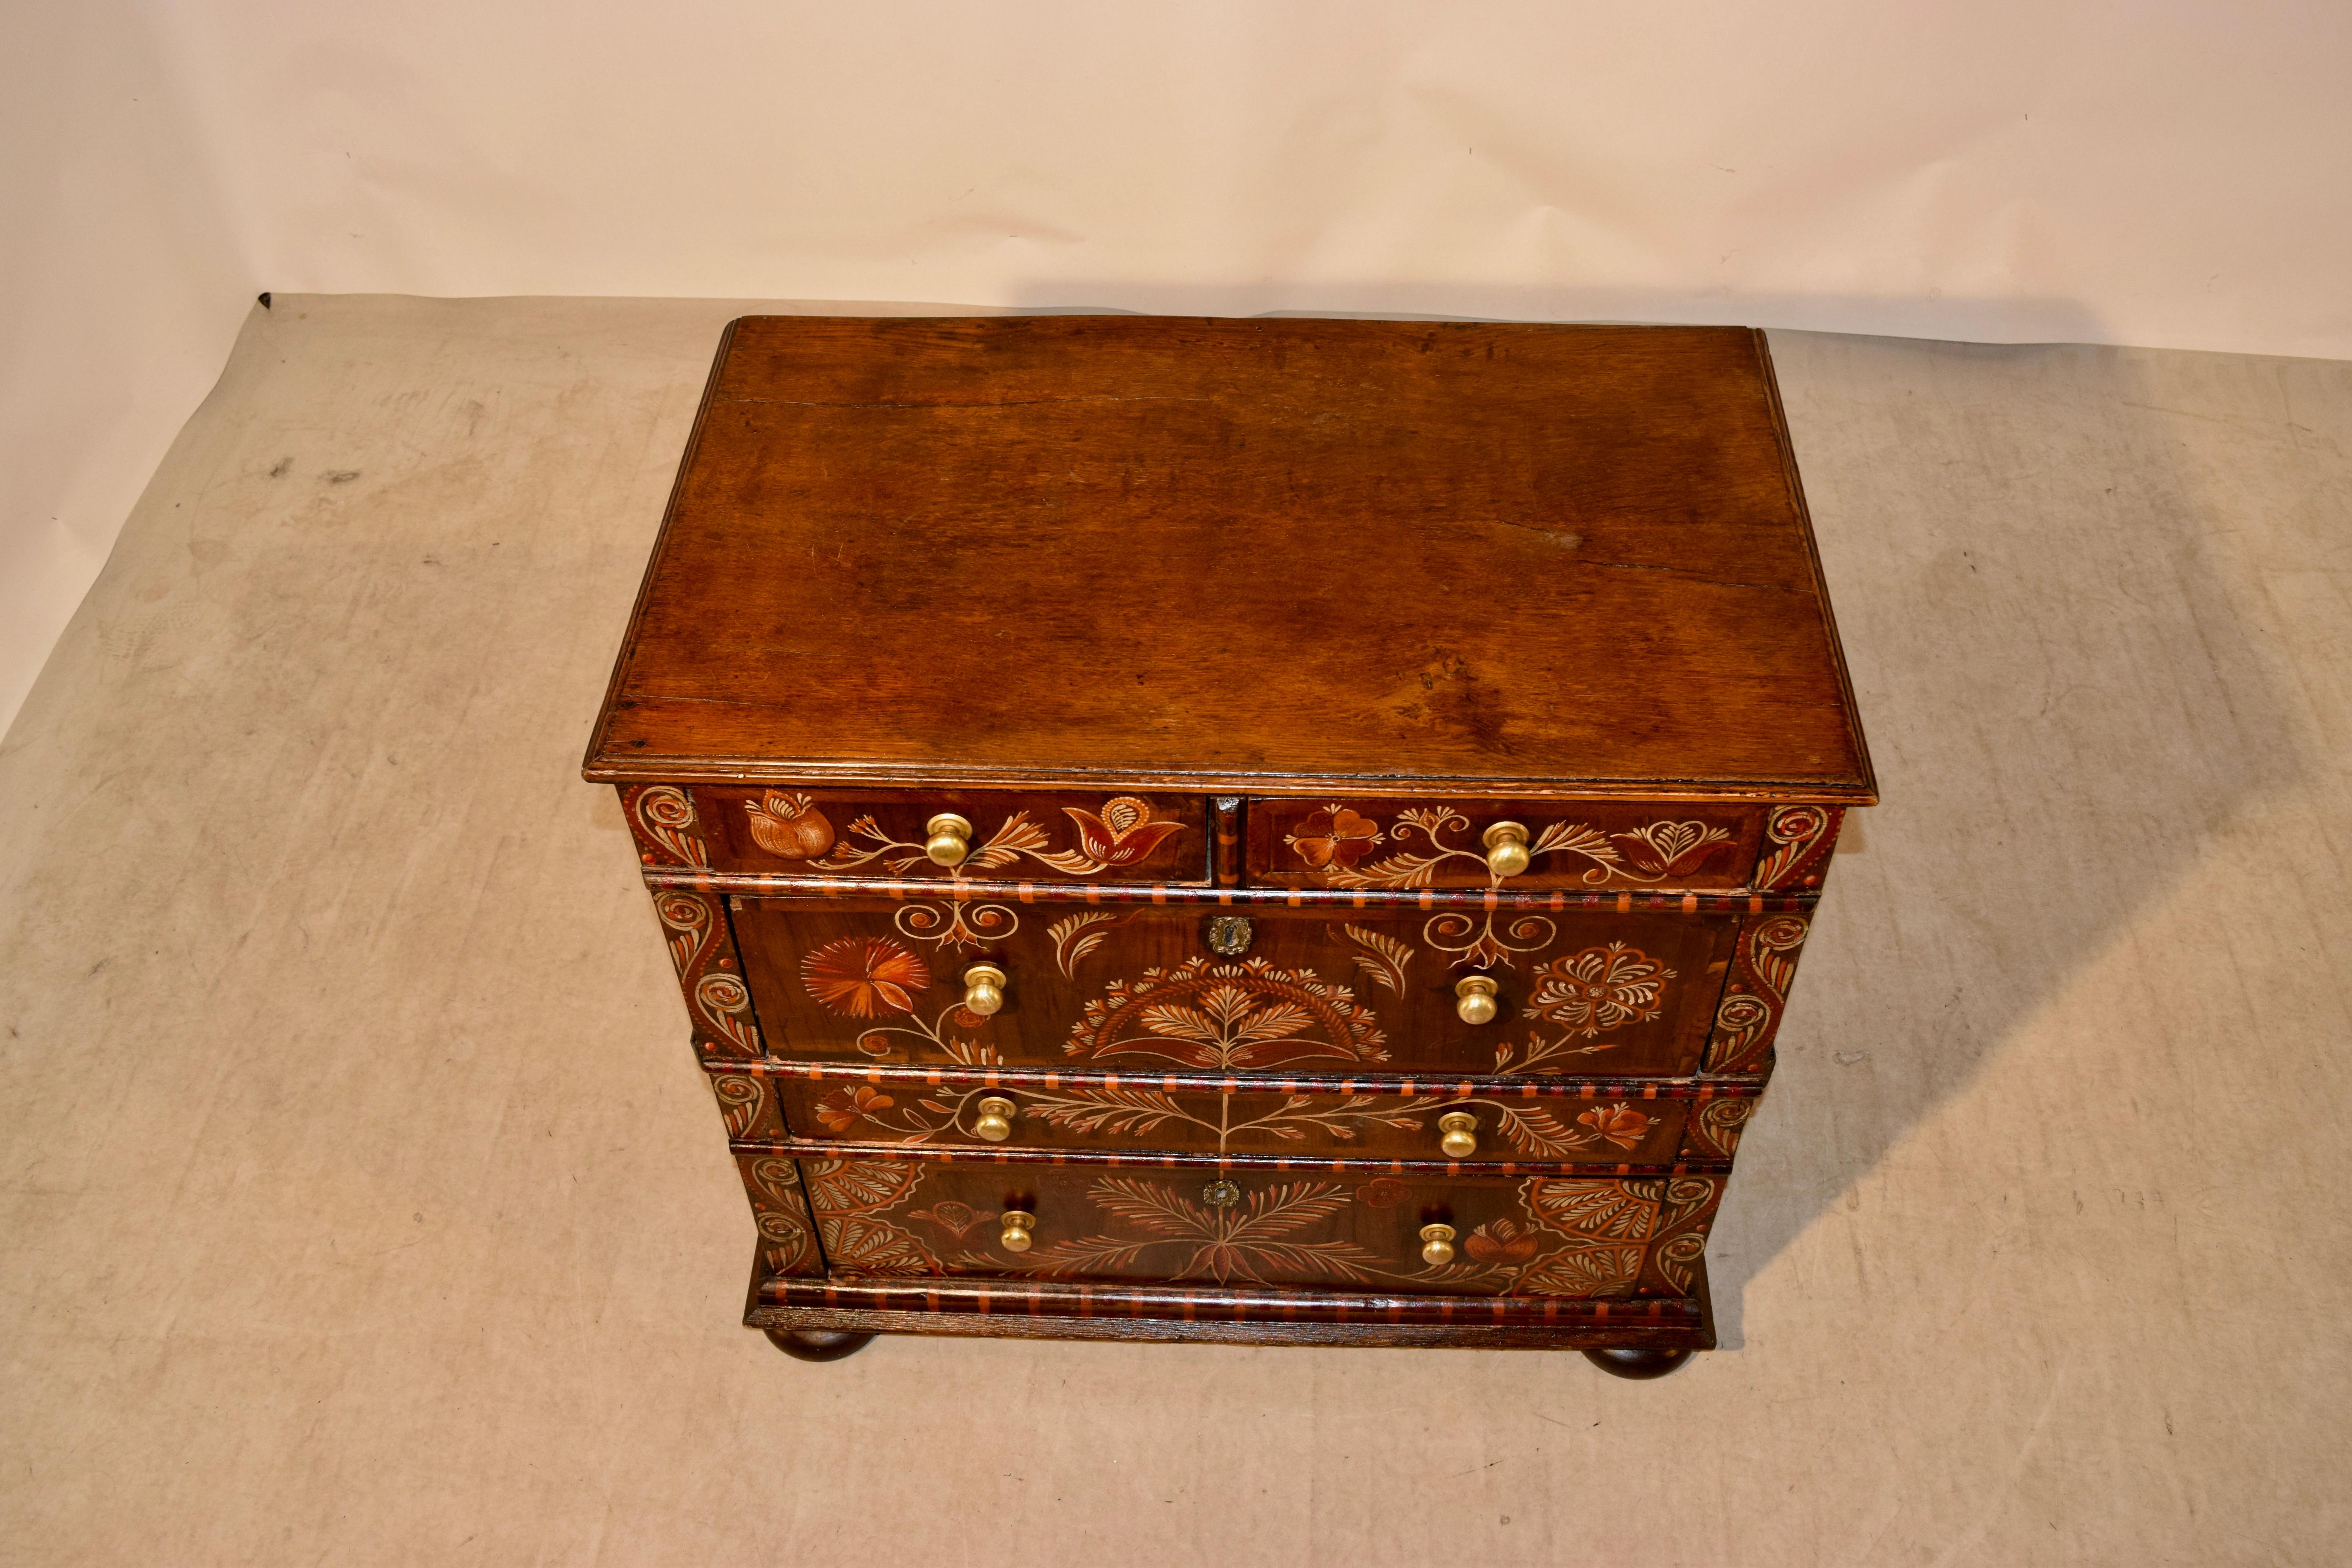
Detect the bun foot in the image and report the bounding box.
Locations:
[1583,1347,1693,1380]
[765,1328,877,1363]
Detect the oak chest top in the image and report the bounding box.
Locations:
[586,314,1873,802]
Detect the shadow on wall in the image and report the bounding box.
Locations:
[997,283,2115,347]
[1001,291,2301,1348]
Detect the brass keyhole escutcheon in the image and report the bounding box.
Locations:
[973,1096,1016,1143]
[1205,915,1253,956]
[925,812,974,867]
[1454,975,1499,1025]
[1482,821,1532,878]
[1420,1223,1458,1266]
[962,963,1007,1017]
[1438,1111,1478,1159]
[1203,1180,1242,1209]
[999,1209,1036,1252]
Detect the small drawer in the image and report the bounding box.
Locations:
[1247,797,1779,892]
[622,783,1209,884]
[751,1064,1733,1166]
[793,1148,1724,1300]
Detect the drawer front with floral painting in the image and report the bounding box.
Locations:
[729,895,1762,1080]
[719,1063,1761,1165]
[1247,798,1846,895]
[620,782,1210,884]
[787,1149,1726,1302]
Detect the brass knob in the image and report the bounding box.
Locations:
[973,1096,1016,1143]
[925,812,974,867]
[1438,1111,1478,1159]
[999,1209,1035,1252]
[1420,1223,1457,1266]
[1454,975,1499,1025]
[1482,821,1532,878]
[962,963,1007,1017]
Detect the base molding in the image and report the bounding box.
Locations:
[744,1254,1715,1354]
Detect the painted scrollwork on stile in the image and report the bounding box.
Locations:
[710,1075,764,1140]
[893,900,1019,953]
[1755,805,1842,891]
[653,889,761,1058]
[626,784,710,867]
[1283,803,1739,889]
[742,1155,819,1277]
[1706,913,1810,1074]
[1648,1178,1723,1295]
[810,795,1188,879]
[1689,1096,1755,1158]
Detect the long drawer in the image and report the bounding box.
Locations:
[731,895,1765,1078]
[776,1147,1725,1301]
[710,1062,1761,1166]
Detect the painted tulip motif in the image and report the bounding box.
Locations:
[1062,796,1187,867]
[1606,819,1735,880]
[1463,1217,1541,1265]
[745,791,836,858]
[1576,1103,1658,1151]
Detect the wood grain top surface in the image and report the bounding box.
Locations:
[586,315,1873,799]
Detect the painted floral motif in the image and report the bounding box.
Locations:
[1463,1217,1542,1265]
[1577,1103,1658,1149]
[1064,796,1189,867]
[1068,955,1388,1071]
[894,900,1018,952]
[1283,803,1738,889]
[1423,907,1559,969]
[815,1084,895,1133]
[802,937,932,1018]
[802,1159,935,1276]
[1002,1179,1392,1286]
[907,1200,993,1241]
[1284,806,1385,872]
[1048,911,1122,976]
[744,791,836,858]
[1493,1032,1617,1074]
[812,797,1189,879]
[1608,820,1736,880]
[1524,943,1675,1037]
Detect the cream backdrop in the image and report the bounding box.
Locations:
[5,0,2350,737]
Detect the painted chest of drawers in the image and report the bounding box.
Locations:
[583,314,1873,1374]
